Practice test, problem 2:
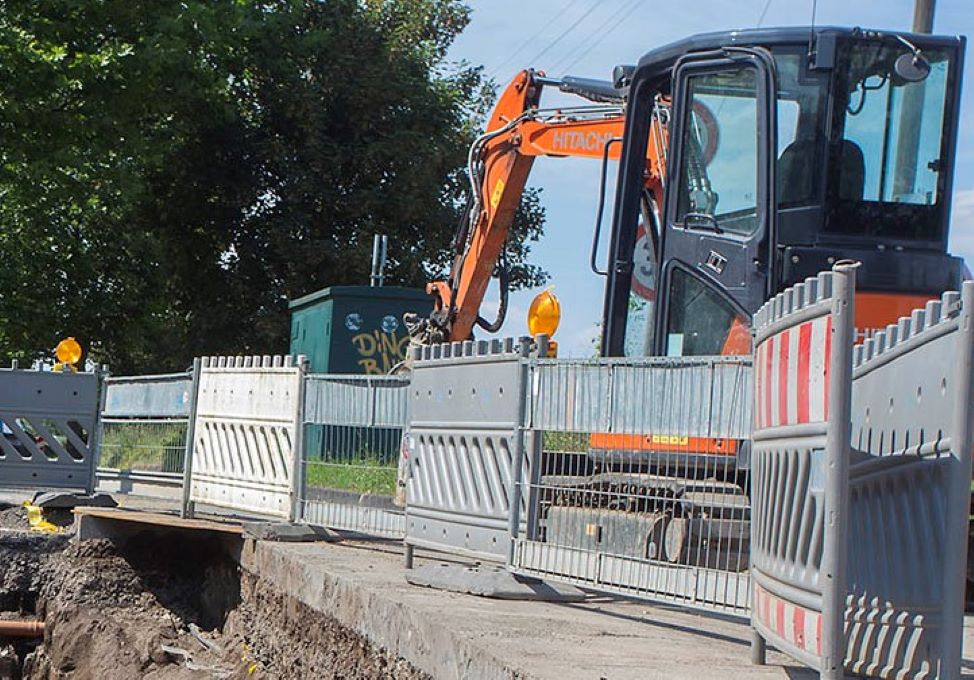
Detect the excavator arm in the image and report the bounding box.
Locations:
[417,69,668,345]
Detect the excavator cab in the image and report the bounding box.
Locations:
[603,27,966,358]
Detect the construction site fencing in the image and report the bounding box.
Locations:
[0,363,102,492]
[748,264,974,679]
[749,266,855,678]
[839,281,974,679]
[97,370,197,494]
[403,338,534,562]
[300,373,409,538]
[509,354,754,615]
[184,355,306,520]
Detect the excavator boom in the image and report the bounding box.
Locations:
[420,69,667,344]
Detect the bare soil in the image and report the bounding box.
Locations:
[0,509,426,679]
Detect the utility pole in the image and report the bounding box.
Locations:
[892,0,936,201]
[913,0,935,33]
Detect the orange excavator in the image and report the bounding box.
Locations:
[404,27,968,572]
[413,68,669,346]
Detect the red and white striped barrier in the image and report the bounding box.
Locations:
[750,265,857,680]
[753,583,823,661]
[754,314,831,429]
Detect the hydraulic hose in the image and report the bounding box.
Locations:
[476,258,510,333]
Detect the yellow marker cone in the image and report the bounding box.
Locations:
[22,502,60,533]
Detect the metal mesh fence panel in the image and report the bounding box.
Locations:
[97,372,193,489]
[100,419,188,475]
[512,356,753,615]
[301,374,409,538]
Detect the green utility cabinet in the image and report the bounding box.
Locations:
[289,286,432,375]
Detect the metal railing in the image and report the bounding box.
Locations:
[300,374,409,538]
[511,355,753,615]
[98,372,195,492]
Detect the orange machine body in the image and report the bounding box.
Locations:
[853,291,937,340]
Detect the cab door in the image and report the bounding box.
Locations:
[654,50,777,356]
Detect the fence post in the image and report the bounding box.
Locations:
[289,355,309,524]
[820,262,857,679]
[941,281,974,674]
[180,358,203,519]
[88,365,111,495]
[505,337,534,568]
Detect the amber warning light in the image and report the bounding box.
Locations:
[54,337,82,372]
[527,289,561,357]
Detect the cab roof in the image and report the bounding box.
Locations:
[635,26,965,73]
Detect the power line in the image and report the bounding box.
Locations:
[488,0,587,79]
[559,0,644,74]
[551,0,640,74]
[524,0,605,69]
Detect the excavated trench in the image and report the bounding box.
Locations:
[0,506,426,680]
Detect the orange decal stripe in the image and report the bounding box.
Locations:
[588,432,738,455]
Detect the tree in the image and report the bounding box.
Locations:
[0,0,547,373]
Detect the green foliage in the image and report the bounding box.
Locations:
[0,0,547,372]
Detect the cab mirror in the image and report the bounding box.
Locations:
[894,51,931,83]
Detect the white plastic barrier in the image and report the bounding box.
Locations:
[185,355,306,520]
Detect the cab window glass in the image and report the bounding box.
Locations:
[840,47,948,205]
[774,51,829,208]
[624,216,657,357]
[664,269,751,356]
[676,68,759,235]
[827,43,953,241]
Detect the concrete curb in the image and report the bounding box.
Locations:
[239,541,528,680]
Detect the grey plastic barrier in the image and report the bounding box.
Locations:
[751,266,974,679]
[403,338,534,562]
[0,365,103,492]
[750,264,856,679]
[843,282,974,678]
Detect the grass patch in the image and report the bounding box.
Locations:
[543,430,591,453]
[305,458,397,496]
[100,422,187,473]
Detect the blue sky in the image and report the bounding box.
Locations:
[446,0,974,356]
